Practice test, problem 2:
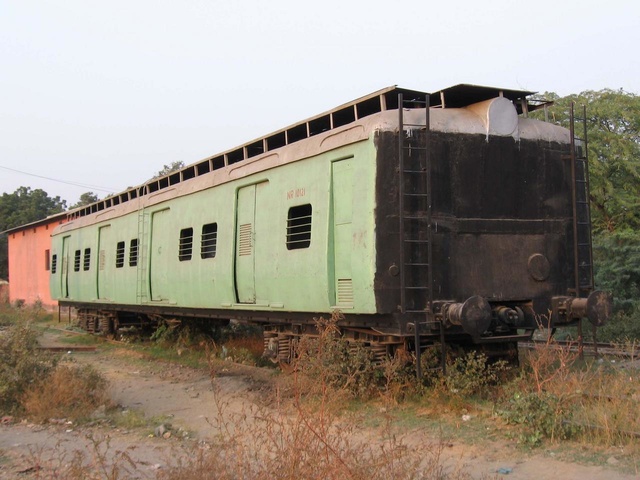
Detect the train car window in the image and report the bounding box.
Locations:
[179,228,194,261]
[116,241,125,268]
[51,254,57,274]
[286,204,312,250]
[129,239,138,267]
[83,248,91,271]
[45,249,50,271]
[74,250,81,272]
[201,223,218,259]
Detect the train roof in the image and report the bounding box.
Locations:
[65,84,549,221]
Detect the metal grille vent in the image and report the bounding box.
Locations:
[286,204,312,250]
[116,241,125,268]
[179,228,193,261]
[129,239,138,266]
[201,223,218,259]
[336,278,354,307]
[83,248,91,271]
[239,223,252,256]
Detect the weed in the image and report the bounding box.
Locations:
[22,363,110,423]
[497,330,640,451]
[443,351,509,397]
[25,433,140,480]
[0,318,58,414]
[292,315,379,400]
[158,335,471,480]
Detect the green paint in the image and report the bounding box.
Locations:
[235,184,257,303]
[97,225,115,300]
[150,208,172,302]
[331,157,355,308]
[50,136,379,314]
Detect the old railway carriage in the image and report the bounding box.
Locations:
[49,85,611,362]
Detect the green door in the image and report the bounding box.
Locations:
[331,158,354,308]
[235,185,256,303]
[61,236,70,298]
[150,209,172,302]
[97,225,114,300]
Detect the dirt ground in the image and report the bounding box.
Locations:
[0,329,637,479]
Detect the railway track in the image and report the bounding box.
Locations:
[521,339,639,359]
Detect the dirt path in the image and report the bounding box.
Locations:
[0,330,637,479]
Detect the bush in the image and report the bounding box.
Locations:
[443,351,508,397]
[0,319,58,414]
[22,364,110,422]
[593,305,640,342]
[592,230,640,341]
[501,391,573,445]
[293,316,380,400]
[0,315,110,422]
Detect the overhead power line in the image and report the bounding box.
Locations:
[0,164,116,193]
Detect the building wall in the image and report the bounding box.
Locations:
[8,219,65,308]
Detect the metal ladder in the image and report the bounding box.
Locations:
[398,93,445,377]
[569,103,594,297]
[136,209,150,303]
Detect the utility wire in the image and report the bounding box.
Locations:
[0,164,116,193]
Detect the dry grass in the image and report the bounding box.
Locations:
[157,329,470,480]
[22,363,110,423]
[223,335,265,364]
[501,333,640,448]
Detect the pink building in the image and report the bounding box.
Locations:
[4,214,67,308]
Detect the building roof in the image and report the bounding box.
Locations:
[1,211,67,236]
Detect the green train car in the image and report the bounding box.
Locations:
[50,85,611,362]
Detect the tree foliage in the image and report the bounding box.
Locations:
[69,191,99,210]
[0,187,67,280]
[535,89,640,339]
[153,161,185,179]
[593,230,640,313]
[535,89,640,233]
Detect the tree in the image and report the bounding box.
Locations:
[534,90,640,340]
[153,161,185,179]
[69,192,99,210]
[535,89,640,233]
[0,187,67,280]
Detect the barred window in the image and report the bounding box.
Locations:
[179,228,193,261]
[51,254,57,274]
[74,250,81,272]
[201,223,218,259]
[286,204,312,250]
[129,239,138,267]
[116,241,125,268]
[83,248,91,271]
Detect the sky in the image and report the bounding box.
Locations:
[1,0,639,205]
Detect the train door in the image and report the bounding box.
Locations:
[235,185,257,303]
[97,225,114,300]
[61,235,70,298]
[150,208,172,302]
[331,158,355,308]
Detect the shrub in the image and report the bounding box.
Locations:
[22,364,110,422]
[0,319,58,414]
[443,351,508,397]
[501,391,573,445]
[293,316,380,400]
